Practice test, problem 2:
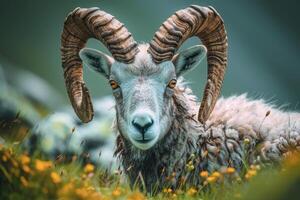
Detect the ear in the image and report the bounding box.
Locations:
[172,45,207,76]
[79,48,114,79]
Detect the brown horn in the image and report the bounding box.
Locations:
[148,5,228,124]
[61,7,139,123]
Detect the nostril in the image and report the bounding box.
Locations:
[132,117,154,134]
[132,120,143,131]
[144,119,154,130]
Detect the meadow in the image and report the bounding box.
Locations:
[1,130,300,200]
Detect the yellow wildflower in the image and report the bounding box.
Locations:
[226,167,235,174]
[22,165,31,174]
[163,188,172,193]
[74,186,101,199]
[247,169,257,176]
[127,192,146,200]
[50,172,61,184]
[187,187,197,196]
[255,165,261,171]
[75,187,89,199]
[207,176,217,183]
[81,173,87,180]
[112,187,122,197]
[35,159,52,172]
[58,182,75,198]
[20,154,30,165]
[187,165,195,171]
[250,164,261,171]
[20,176,29,187]
[199,171,209,178]
[245,169,257,180]
[244,138,250,144]
[211,171,221,178]
[88,187,97,194]
[236,177,242,182]
[2,155,7,162]
[84,163,95,173]
[245,173,251,180]
[186,161,195,171]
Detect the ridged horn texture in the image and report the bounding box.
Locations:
[148,5,228,124]
[61,7,139,123]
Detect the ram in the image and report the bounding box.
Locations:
[60,5,300,192]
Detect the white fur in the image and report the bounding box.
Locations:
[209,94,300,141]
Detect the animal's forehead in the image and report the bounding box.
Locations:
[110,60,175,81]
[110,44,176,81]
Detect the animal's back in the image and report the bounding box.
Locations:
[209,94,300,138]
[206,94,300,162]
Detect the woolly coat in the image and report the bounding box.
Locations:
[115,82,300,192]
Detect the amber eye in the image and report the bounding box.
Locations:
[109,80,119,90]
[168,79,177,89]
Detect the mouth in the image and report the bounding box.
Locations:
[128,127,160,150]
[130,136,158,150]
[134,139,153,144]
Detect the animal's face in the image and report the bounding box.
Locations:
[80,44,206,150]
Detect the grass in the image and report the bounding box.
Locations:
[1,140,300,200]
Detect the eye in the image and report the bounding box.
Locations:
[167,79,177,89]
[109,80,119,90]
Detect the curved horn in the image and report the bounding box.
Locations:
[148,5,228,124]
[61,7,139,122]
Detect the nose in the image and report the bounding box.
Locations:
[132,114,154,135]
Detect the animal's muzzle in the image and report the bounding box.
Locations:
[131,113,154,138]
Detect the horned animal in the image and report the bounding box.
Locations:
[60,5,300,192]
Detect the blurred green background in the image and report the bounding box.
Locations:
[0,0,299,110]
